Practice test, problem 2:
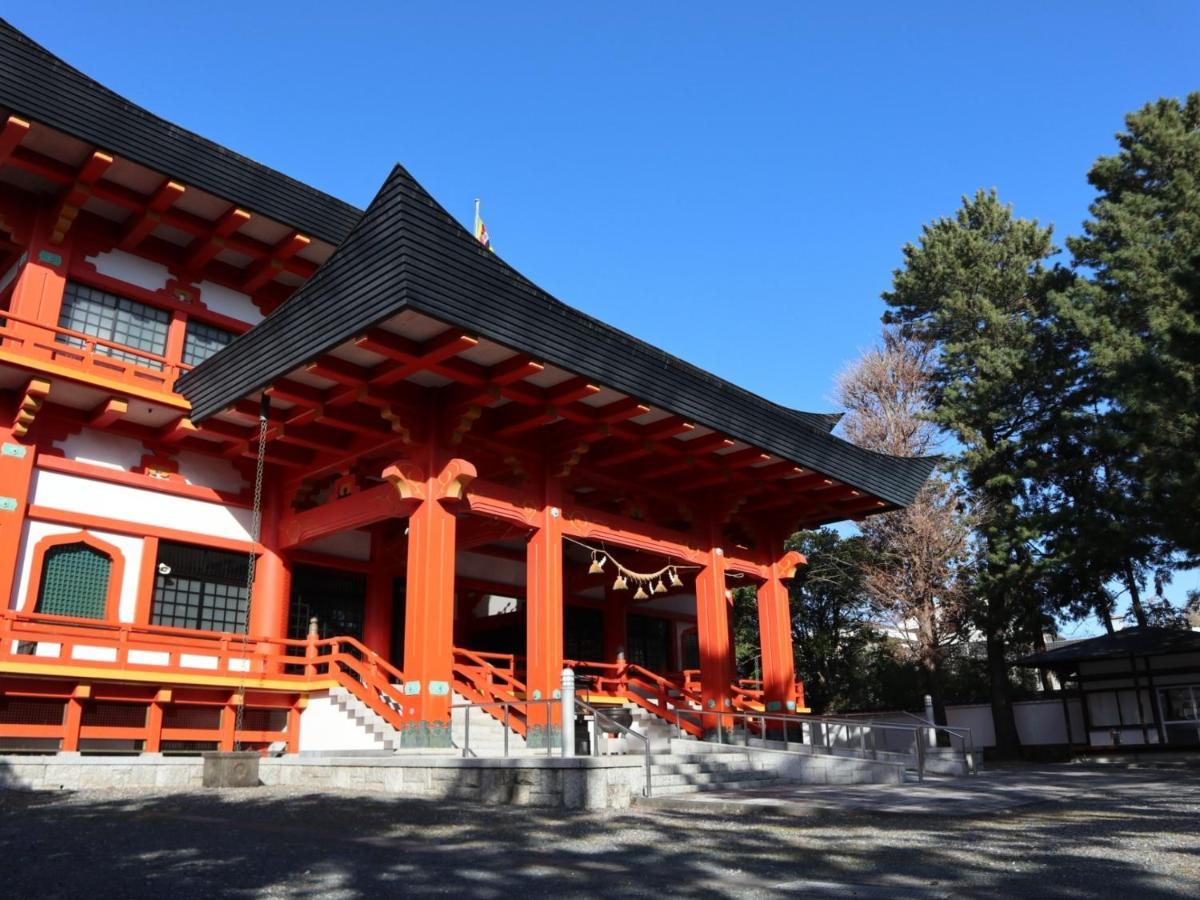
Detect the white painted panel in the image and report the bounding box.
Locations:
[33,642,62,658]
[86,249,170,292]
[175,450,246,494]
[9,520,143,623]
[179,653,219,670]
[128,649,170,666]
[54,427,146,472]
[229,658,250,672]
[31,470,253,541]
[298,694,383,752]
[197,281,263,325]
[72,645,118,662]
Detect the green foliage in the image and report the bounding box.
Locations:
[1062,94,1200,560]
[881,190,1072,751]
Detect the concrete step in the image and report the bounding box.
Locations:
[651,769,777,788]
[651,777,790,796]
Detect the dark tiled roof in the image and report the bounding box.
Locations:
[1019,627,1200,668]
[0,18,361,245]
[177,164,936,508]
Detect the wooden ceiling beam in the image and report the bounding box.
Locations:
[49,150,113,245]
[0,116,30,161]
[86,397,127,429]
[119,178,185,251]
[0,143,318,280]
[181,206,251,274]
[241,231,311,293]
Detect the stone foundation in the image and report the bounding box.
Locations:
[0,753,647,809]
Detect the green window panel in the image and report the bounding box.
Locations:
[36,543,111,619]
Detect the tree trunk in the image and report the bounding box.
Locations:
[985,602,1021,756]
[1100,606,1116,635]
[1124,562,1148,628]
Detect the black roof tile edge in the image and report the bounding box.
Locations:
[1018,627,1200,667]
[177,164,936,508]
[0,18,361,246]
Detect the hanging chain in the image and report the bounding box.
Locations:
[234,396,270,749]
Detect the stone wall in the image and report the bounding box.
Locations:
[0,754,203,790]
[259,755,648,810]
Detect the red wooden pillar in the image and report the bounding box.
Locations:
[393,456,475,747]
[0,422,37,608]
[362,526,394,658]
[8,205,70,328]
[525,475,564,748]
[757,546,805,713]
[249,483,289,674]
[62,686,88,752]
[695,521,735,732]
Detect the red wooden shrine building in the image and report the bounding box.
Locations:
[0,21,932,752]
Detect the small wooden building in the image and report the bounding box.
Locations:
[1020,628,1200,749]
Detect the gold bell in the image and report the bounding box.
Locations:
[669,569,683,588]
[653,579,667,595]
[633,585,648,600]
[588,554,605,575]
[613,574,628,591]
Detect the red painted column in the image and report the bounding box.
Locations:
[0,423,37,609]
[758,545,805,713]
[757,576,797,713]
[398,454,473,747]
[525,475,564,747]
[694,519,735,733]
[8,206,71,328]
[249,483,289,674]
[362,527,394,659]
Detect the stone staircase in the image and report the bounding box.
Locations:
[648,746,791,795]
[326,686,402,752]
[449,691,532,757]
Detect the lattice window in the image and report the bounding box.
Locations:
[288,565,366,641]
[57,281,169,370]
[151,542,248,634]
[182,319,235,366]
[35,542,112,619]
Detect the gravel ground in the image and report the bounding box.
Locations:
[1,766,1197,898]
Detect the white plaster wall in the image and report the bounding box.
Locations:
[54,428,146,472]
[197,280,263,325]
[85,249,171,293]
[298,694,383,752]
[174,450,246,494]
[31,470,252,541]
[10,519,143,621]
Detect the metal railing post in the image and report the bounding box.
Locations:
[561,668,575,758]
[859,724,867,758]
[503,705,510,757]
[463,705,470,759]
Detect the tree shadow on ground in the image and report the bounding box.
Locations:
[0,763,1196,898]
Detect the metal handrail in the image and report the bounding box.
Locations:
[701,708,979,781]
[450,699,558,759]
[576,698,653,798]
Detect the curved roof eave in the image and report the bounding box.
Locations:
[177,164,936,509]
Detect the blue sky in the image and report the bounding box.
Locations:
[9,3,1198,624]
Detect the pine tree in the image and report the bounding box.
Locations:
[882,190,1071,754]
[1064,94,1200,560]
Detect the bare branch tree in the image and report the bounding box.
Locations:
[837,328,974,728]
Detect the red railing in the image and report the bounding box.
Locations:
[0,611,409,747]
[565,658,705,738]
[451,646,529,736]
[0,308,191,393]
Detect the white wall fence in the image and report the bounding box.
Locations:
[839,698,1088,750]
